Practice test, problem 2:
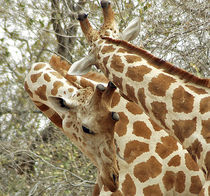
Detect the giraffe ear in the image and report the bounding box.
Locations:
[121,17,140,41]
[68,53,95,76]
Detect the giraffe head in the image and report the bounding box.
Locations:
[70,1,140,75]
[25,60,120,192]
[48,81,119,192]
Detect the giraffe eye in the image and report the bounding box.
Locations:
[82,125,95,135]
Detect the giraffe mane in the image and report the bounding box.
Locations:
[101,36,210,88]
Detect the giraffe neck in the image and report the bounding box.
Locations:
[67,64,206,196]
[25,56,207,195]
[51,57,206,195]
[95,38,210,176]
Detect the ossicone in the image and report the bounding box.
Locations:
[77,13,88,21]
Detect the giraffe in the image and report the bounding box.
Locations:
[25,54,207,195]
[68,0,210,181]
[51,55,209,196]
[24,61,120,192]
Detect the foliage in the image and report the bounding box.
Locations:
[0,0,209,195]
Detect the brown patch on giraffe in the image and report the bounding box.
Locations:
[44,73,51,82]
[151,101,168,129]
[101,45,116,54]
[126,84,138,103]
[110,54,124,73]
[121,174,136,196]
[80,78,94,89]
[111,92,121,108]
[156,136,178,159]
[101,37,210,88]
[185,153,199,171]
[162,171,175,191]
[114,112,129,137]
[133,121,152,139]
[187,139,203,161]
[126,102,143,115]
[83,72,108,83]
[149,119,162,131]
[68,88,74,93]
[205,151,210,177]
[24,81,33,98]
[125,65,151,82]
[125,55,142,64]
[124,140,149,164]
[72,133,78,141]
[51,81,64,96]
[50,113,62,128]
[49,55,70,74]
[172,86,194,113]
[175,171,186,193]
[148,73,176,96]
[117,48,127,53]
[163,171,186,193]
[34,63,46,70]
[103,56,110,67]
[112,75,123,90]
[35,85,47,101]
[103,148,111,158]
[186,85,208,94]
[190,176,203,194]
[172,118,197,143]
[133,156,162,182]
[51,72,63,79]
[143,184,162,196]
[65,121,72,128]
[36,104,50,112]
[66,75,77,83]
[168,155,181,167]
[200,97,210,114]
[30,72,42,83]
[137,88,149,113]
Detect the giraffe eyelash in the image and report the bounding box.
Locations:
[58,98,70,109]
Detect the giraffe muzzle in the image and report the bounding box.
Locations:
[77,13,88,21]
[101,0,110,8]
